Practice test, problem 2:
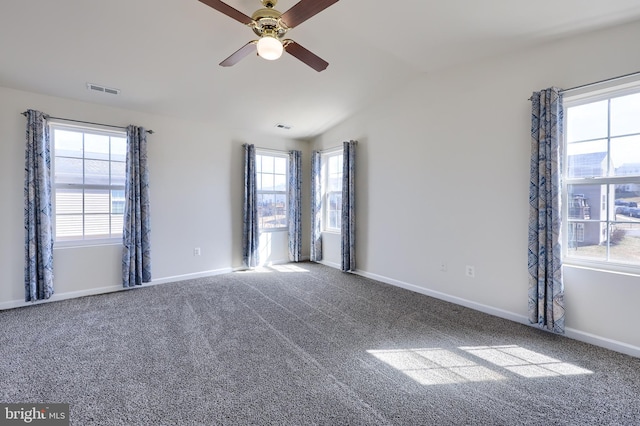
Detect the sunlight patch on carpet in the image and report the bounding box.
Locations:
[368,345,593,385]
[367,348,506,385]
[460,345,594,378]
[268,264,310,273]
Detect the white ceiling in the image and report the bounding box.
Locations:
[2,0,640,139]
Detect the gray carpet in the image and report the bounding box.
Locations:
[1,262,639,425]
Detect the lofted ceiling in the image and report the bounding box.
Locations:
[2,0,640,139]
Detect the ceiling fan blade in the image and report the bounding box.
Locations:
[280,0,339,29]
[284,40,329,72]
[198,0,254,25]
[220,41,257,67]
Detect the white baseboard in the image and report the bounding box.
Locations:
[317,259,341,270]
[564,327,640,358]
[150,267,232,285]
[355,269,528,324]
[0,285,123,311]
[0,267,233,311]
[352,268,640,359]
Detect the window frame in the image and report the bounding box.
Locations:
[50,122,127,247]
[562,81,640,275]
[321,148,343,233]
[255,150,289,232]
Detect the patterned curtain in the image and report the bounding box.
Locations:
[243,144,259,268]
[122,125,152,288]
[24,110,54,301]
[341,141,356,272]
[528,88,565,334]
[288,150,302,262]
[310,151,322,262]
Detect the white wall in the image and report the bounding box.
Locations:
[0,86,310,308]
[312,20,640,356]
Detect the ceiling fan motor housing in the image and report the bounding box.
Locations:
[251,7,287,38]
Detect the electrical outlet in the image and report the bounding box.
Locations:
[465,265,475,278]
[194,247,201,256]
[440,261,447,272]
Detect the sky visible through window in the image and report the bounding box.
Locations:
[567,92,640,168]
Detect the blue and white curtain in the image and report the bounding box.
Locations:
[288,150,302,262]
[341,141,356,272]
[24,110,54,301]
[310,151,322,262]
[243,144,259,268]
[122,125,152,288]
[528,88,565,334]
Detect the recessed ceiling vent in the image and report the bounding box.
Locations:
[275,123,292,130]
[86,83,120,95]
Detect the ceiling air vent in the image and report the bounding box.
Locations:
[87,83,120,95]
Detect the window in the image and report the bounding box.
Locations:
[51,124,126,244]
[563,85,640,271]
[323,150,343,232]
[256,152,287,230]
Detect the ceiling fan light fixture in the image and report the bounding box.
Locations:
[257,35,283,60]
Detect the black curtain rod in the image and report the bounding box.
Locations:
[20,112,154,134]
[528,70,640,101]
[559,70,640,95]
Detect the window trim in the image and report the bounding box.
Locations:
[321,148,343,234]
[562,80,640,275]
[255,150,289,232]
[50,122,127,248]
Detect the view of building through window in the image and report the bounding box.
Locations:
[565,90,640,268]
[324,151,343,231]
[256,153,287,230]
[52,125,126,242]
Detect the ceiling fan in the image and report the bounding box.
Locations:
[198,0,339,72]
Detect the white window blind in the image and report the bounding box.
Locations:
[51,124,126,244]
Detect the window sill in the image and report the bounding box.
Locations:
[260,228,288,233]
[54,240,122,250]
[563,260,640,277]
